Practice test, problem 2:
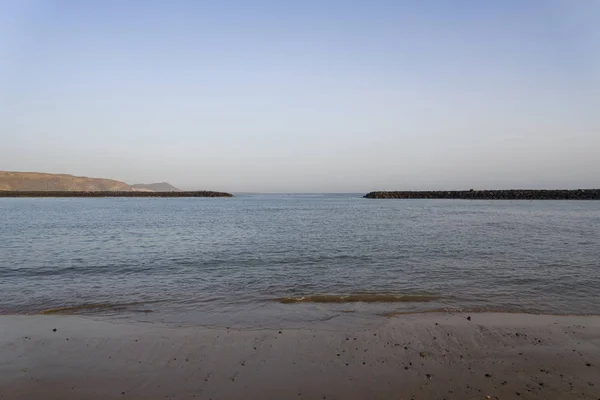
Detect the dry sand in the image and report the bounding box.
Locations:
[1,313,599,400]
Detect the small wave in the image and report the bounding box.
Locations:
[39,300,162,315]
[276,294,439,304]
[380,306,547,318]
[380,308,464,317]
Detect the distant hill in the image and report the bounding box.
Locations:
[0,171,134,192]
[0,171,180,192]
[131,182,182,192]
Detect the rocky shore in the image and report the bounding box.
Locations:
[365,189,600,200]
[0,191,233,198]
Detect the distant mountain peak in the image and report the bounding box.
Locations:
[131,182,182,192]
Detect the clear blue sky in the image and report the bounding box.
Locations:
[1,0,598,192]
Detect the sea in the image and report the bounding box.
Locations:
[1,195,599,328]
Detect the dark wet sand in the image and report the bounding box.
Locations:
[1,313,599,400]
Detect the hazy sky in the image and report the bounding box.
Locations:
[1,0,598,192]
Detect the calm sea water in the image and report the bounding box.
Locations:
[1,195,599,327]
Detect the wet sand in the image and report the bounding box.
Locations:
[1,313,599,400]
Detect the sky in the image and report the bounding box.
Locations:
[1,0,598,192]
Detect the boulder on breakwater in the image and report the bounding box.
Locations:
[0,191,233,198]
[364,189,600,200]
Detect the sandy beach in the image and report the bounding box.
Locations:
[1,313,598,400]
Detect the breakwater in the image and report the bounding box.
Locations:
[0,191,233,198]
[364,189,600,200]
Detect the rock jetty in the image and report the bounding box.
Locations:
[364,189,600,200]
[0,191,233,198]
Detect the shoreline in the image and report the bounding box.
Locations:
[4,307,600,319]
[4,299,600,330]
[2,312,599,399]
